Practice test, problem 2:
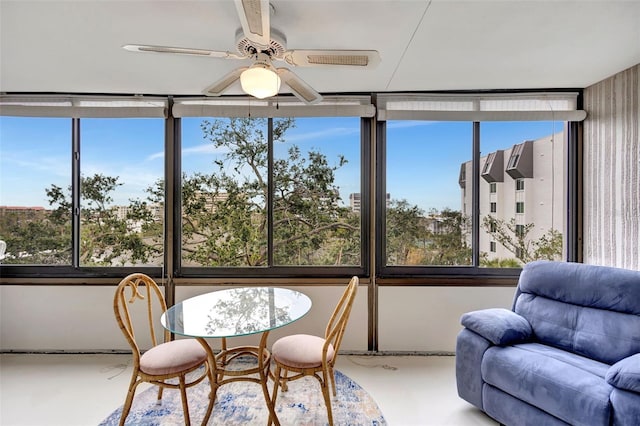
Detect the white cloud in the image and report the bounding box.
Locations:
[146,143,228,162]
[285,126,358,143]
[387,121,436,129]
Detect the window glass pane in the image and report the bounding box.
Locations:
[478,121,565,267]
[273,117,361,266]
[0,117,71,264]
[80,118,164,266]
[181,116,362,268]
[386,121,472,266]
[181,117,268,267]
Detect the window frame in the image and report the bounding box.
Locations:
[0,92,584,283]
[176,116,371,279]
[0,116,167,278]
[375,91,584,282]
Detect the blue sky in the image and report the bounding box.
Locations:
[0,116,559,212]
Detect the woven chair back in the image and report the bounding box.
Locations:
[113,273,169,363]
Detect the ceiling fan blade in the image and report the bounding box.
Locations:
[234,0,271,50]
[203,67,248,96]
[282,50,381,68]
[123,44,244,59]
[276,68,323,105]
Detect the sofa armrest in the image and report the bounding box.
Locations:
[460,308,532,345]
[606,353,640,393]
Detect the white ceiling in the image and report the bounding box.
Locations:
[1,0,639,97]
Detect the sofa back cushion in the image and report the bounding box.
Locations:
[514,260,640,365]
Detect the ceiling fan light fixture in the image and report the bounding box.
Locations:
[240,62,281,99]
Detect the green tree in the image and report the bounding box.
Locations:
[481,216,562,264]
[180,117,359,267]
[422,208,472,265]
[0,208,70,264]
[2,117,360,267]
[0,174,162,265]
[386,203,471,266]
[385,199,425,265]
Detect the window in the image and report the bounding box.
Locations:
[180,116,363,270]
[272,117,361,266]
[480,122,564,268]
[180,117,269,268]
[80,119,164,267]
[1,92,582,280]
[376,93,582,277]
[0,116,165,268]
[383,121,472,266]
[380,119,573,273]
[0,117,164,267]
[0,117,72,265]
[481,151,504,183]
[172,95,374,277]
[0,96,167,276]
[506,141,533,179]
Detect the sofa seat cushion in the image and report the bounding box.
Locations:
[482,343,613,426]
[610,388,640,426]
[513,342,611,377]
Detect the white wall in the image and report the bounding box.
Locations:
[378,286,515,352]
[0,284,514,353]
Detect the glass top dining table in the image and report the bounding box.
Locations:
[161,287,312,339]
[160,287,312,426]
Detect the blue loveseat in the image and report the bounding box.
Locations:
[456,260,640,426]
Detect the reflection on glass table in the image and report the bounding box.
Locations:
[161,287,312,426]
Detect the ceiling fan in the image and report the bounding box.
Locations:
[123,0,381,104]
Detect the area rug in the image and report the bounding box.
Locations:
[99,364,386,426]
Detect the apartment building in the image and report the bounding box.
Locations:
[459,131,566,263]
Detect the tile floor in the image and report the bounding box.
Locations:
[0,353,498,426]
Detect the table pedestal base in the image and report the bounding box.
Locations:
[197,331,279,426]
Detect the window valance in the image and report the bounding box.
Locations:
[377,92,587,121]
[172,95,375,118]
[0,95,168,118]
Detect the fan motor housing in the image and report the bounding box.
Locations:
[235,28,287,59]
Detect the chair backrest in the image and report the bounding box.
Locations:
[324,276,359,360]
[113,273,169,363]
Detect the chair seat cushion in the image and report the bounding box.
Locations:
[272,334,335,369]
[140,338,207,376]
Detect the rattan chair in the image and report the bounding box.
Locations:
[113,273,212,426]
[269,276,359,426]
